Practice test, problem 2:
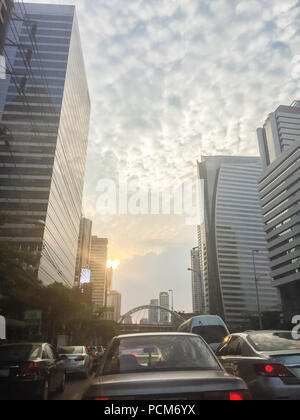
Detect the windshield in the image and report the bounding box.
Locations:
[103,335,220,375]
[192,326,228,344]
[59,347,85,355]
[248,332,300,352]
[0,345,42,362]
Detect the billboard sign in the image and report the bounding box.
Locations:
[80,268,91,285]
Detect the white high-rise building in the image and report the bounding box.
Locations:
[159,292,170,324]
[107,290,122,323]
[149,299,159,324]
[191,247,203,314]
[197,156,281,329]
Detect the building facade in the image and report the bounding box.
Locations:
[0,3,90,287]
[190,246,203,314]
[74,218,92,287]
[197,156,281,329]
[149,299,159,324]
[107,290,122,322]
[89,237,108,309]
[257,102,300,319]
[159,292,170,324]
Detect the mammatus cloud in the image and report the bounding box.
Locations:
[28,0,300,311]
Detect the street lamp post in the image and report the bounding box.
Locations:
[252,250,263,330]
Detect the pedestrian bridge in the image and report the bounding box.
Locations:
[118,305,185,334]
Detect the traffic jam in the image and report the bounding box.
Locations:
[1,315,300,401]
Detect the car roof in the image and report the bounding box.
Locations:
[231,331,292,337]
[115,332,200,339]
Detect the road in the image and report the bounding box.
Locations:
[51,373,96,401]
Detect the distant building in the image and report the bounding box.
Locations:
[123,315,132,325]
[101,308,114,321]
[149,299,159,324]
[257,102,300,319]
[74,218,92,287]
[90,237,108,309]
[107,290,122,322]
[190,247,203,314]
[159,292,170,324]
[197,156,280,329]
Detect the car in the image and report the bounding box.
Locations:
[58,346,92,378]
[82,333,251,400]
[216,331,300,400]
[178,315,230,352]
[0,342,66,400]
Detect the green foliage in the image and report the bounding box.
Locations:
[0,242,116,344]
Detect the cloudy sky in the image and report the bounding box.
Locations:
[30,0,300,313]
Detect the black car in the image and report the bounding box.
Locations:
[0,342,66,400]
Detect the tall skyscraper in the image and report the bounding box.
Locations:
[190,247,203,314]
[0,3,90,287]
[149,299,159,324]
[159,292,170,324]
[90,237,108,309]
[197,156,280,329]
[257,102,300,319]
[74,218,92,287]
[107,290,122,323]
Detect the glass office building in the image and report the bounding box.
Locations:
[257,102,300,319]
[0,3,90,286]
[197,156,281,329]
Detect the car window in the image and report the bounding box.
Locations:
[103,335,221,375]
[192,325,228,344]
[44,345,55,360]
[0,345,41,362]
[226,337,243,356]
[51,346,59,359]
[248,332,300,352]
[59,346,84,354]
[216,337,231,356]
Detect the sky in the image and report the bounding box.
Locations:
[29,0,300,314]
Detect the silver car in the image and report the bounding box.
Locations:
[58,346,92,378]
[83,333,251,400]
[217,331,300,400]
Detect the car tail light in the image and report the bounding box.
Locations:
[204,391,251,400]
[17,362,40,377]
[230,392,244,401]
[75,356,85,362]
[94,398,110,400]
[255,364,295,378]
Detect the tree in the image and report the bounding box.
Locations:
[0,214,116,344]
